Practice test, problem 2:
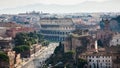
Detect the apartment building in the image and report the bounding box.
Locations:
[110,33,120,46]
[80,52,112,68]
[79,41,120,68]
[6,27,35,38]
[0,36,12,49]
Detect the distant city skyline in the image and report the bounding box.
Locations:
[0,0,120,14]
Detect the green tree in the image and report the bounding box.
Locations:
[41,40,49,46]
[14,33,29,45]
[54,42,64,54]
[0,52,9,62]
[98,39,103,47]
[66,63,73,68]
[14,32,40,46]
[77,58,87,68]
[63,51,74,62]
[28,32,38,39]
[37,33,44,43]
[13,45,30,54]
[0,52,9,68]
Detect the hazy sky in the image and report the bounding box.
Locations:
[0,0,110,8]
[0,0,120,14]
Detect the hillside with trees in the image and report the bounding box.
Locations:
[45,42,87,68]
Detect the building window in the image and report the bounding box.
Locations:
[90,65,92,68]
[106,56,107,58]
[96,60,99,62]
[96,56,98,58]
[98,60,100,62]
[100,63,102,65]
[93,63,96,68]
[89,59,91,62]
[116,56,119,59]
[103,60,104,62]
[106,60,107,62]
[89,56,91,58]
[117,39,119,42]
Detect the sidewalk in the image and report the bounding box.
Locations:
[15,46,46,68]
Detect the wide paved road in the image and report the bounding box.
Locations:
[21,43,59,68]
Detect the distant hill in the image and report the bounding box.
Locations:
[0,0,120,14]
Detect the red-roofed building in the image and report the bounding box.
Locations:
[6,27,35,38]
[0,22,22,28]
